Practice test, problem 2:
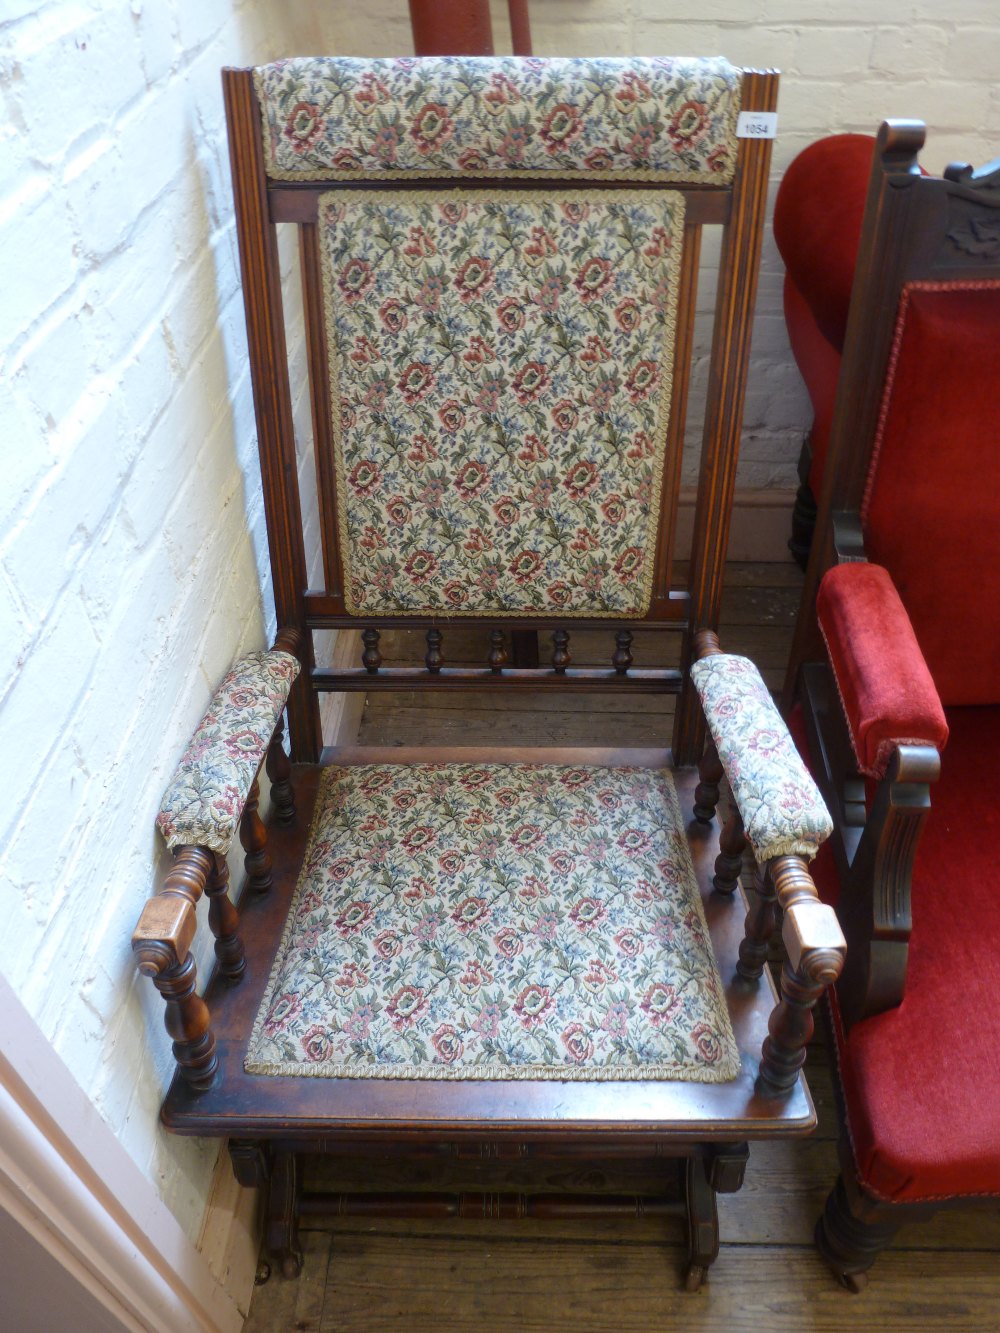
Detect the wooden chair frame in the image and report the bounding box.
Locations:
[131,61,849,1290]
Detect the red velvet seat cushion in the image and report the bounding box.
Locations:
[817,563,949,776]
[773,134,875,351]
[862,282,1000,705]
[807,707,1000,1203]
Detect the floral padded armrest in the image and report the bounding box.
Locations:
[690,653,833,863]
[156,650,300,855]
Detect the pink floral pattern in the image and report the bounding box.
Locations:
[321,191,683,615]
[254,56,740,183]
[691,654,833,863]
[156,650,299,855]
[245,764,738,1082]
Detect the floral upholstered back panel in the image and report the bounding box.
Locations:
[321,191,683,615]
[253,56,740,183]
[253,57,743,616]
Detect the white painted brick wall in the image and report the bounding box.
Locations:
[2,0,997,1263]
[0,0,334,1246]
[335,0,1000,488]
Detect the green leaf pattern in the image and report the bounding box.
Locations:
[691,654,834,863]
[253,56,740,183]
[321,190,684,615]
[246,763,739,1082]
[156,650,299,855]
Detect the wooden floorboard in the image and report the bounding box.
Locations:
[243,559,1000,1331]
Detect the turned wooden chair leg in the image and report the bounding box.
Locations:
[267,1150,303,1279]
[266,715,296,825]
[240,775,273,893]
[205,853,246,981]
[713,805,746,894]
[736,863,778,983]
[132,845,218,1090]
[815,1171,901,1292]
[693,740,724,824]
[683,1156,719,1291]
[756,857,845,1098]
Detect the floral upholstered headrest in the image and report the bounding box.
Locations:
[253,56,741,184]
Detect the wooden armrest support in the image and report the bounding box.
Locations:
[131,845,219,1091]
[756,856,846,1099]
[773,857,846,985]
[132,846,211,975]
[836,742,939,1027]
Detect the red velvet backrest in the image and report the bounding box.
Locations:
[772,133,875,352]
[862,281,1000,705]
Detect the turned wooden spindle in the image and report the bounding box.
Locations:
[272,626,303,659]
[693,740,724,823]
[361,627,382,673]
[694,628,723,660]
[488,628,507,674]
[205,853,246,981]
[713,805,746,894]
[266,714,296,825]
[551,629,571,674]
[612,628,634,675]
[132,845,218,1090]
[756,856,846,1097]
[425,626,443,673]
[736,863,778,983]
[240,775,273,893]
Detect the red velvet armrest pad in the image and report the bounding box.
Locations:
[817,563,948,776]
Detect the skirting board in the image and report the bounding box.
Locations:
[0,974,244,1333]
[677,486,796,563]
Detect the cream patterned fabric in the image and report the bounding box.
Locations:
[246,763,739,1082]
[253,56,741,183]
[321,190,683,616]
[691,654,833,863]
[156,650,299,855]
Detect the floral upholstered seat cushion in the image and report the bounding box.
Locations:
[156,650,299,855]
[691,654,833,863]
[246,763,739,1082]
[254,56,741,184]
[321,189,683,616]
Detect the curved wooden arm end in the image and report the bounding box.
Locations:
[756,856,845,1099]
[132,845,218,1091]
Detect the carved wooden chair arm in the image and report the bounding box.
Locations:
[689,631,845,1096]
[131,629,301,1090]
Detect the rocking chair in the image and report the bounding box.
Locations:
[132,55,844,1289]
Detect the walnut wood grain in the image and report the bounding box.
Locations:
[132,844,218,1090]
[674,70,779,765]
[756,857,845,1098]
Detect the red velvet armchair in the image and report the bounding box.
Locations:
[784,123,1000,1288]
[774,133,875,564]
